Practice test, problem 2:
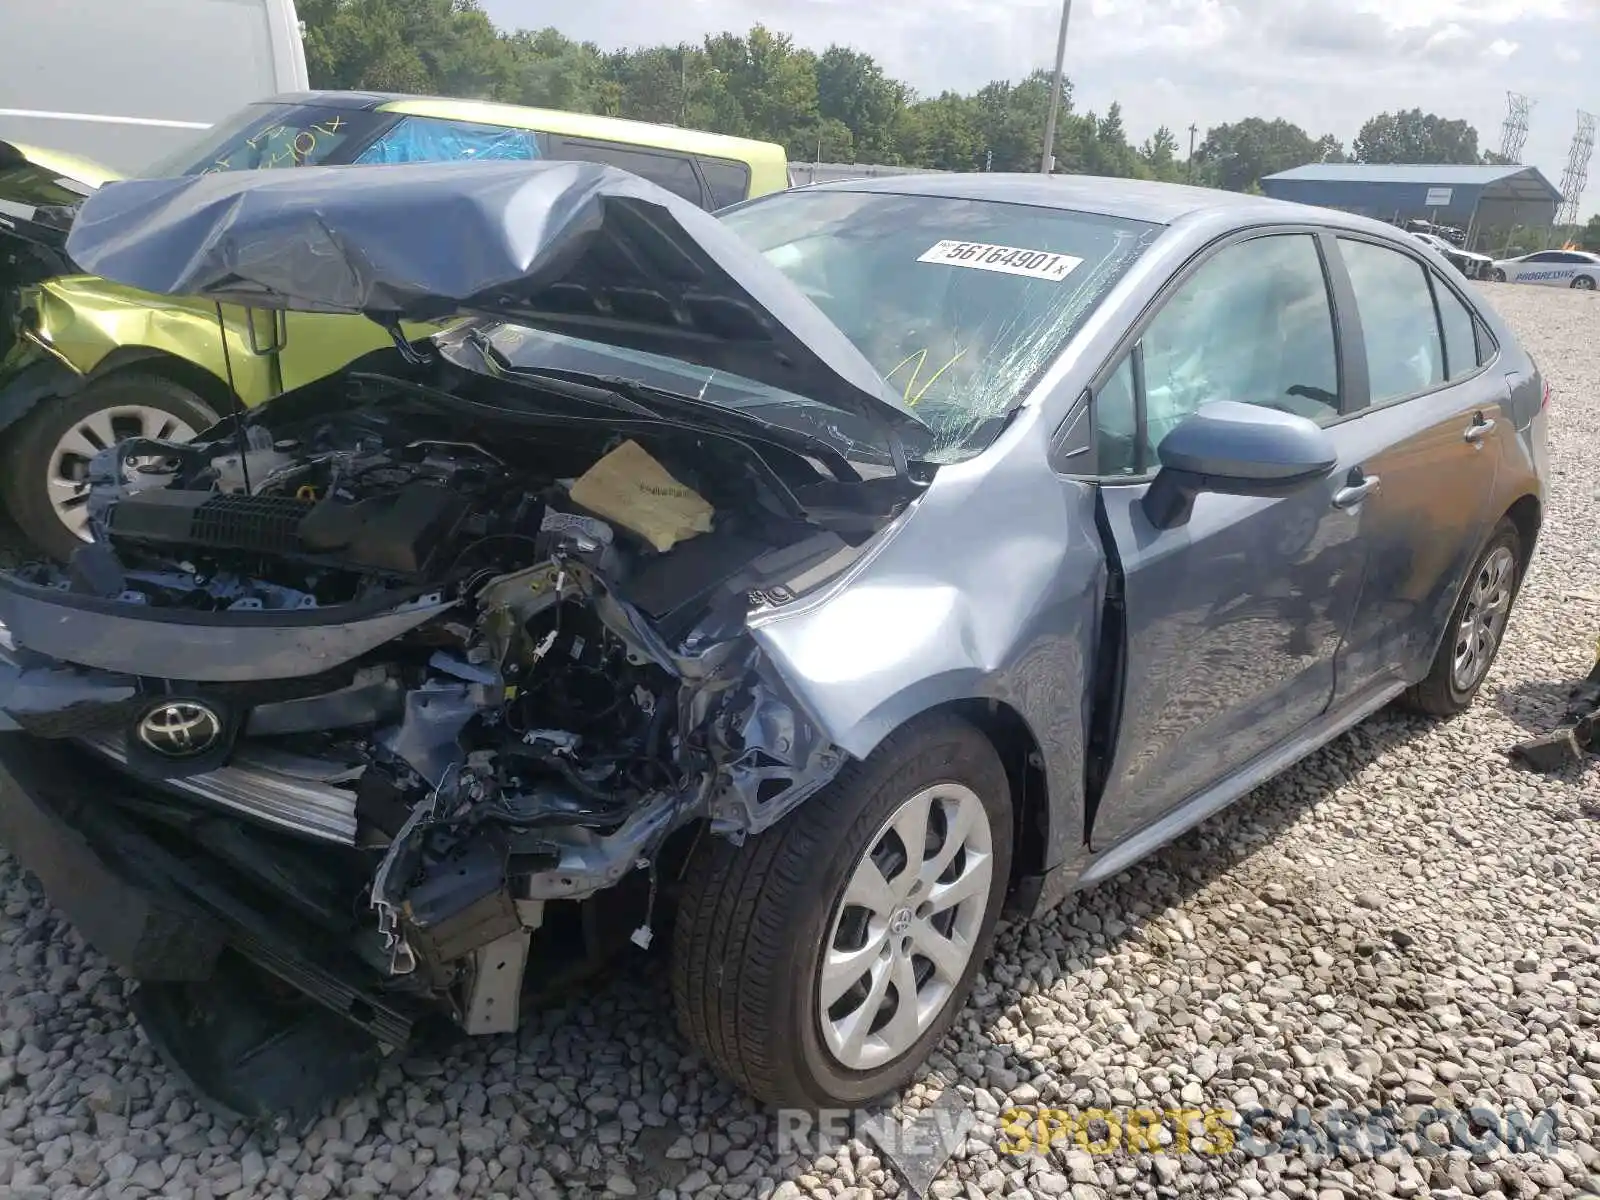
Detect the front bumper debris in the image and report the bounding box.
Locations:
[1508,645,1600,772]
[0,735,422,1123]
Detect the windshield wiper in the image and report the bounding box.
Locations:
[470,331,866,483]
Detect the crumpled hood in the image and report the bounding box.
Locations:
[62,158,930,436]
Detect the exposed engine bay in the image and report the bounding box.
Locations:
[0,362,903,1082]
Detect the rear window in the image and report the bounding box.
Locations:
[698,156,752,208]
[141,103,389,177]
[547,138,704,206]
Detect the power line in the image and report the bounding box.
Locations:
[1555,110,1597,230]
[1499,92,1532,164]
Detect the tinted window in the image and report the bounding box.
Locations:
[1433,275,1481,380]
[551,139,704,205]
[354,116,541,164]
[143,103,386,176]
[698,156,752,208]
[1337,239,1444,405]
[1524,252,1560,263]
[1102,233,1339,474]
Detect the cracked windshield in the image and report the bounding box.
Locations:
[719,191,1159,460]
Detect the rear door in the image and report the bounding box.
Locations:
[1084,229,1369,847]
[1322,233,1511,701]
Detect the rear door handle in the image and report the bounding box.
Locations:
[1464,417,1496,444]
[1333,475,1380,508]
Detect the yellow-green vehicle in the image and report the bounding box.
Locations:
[0,92,791,559]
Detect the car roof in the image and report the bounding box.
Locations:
[794,172,1342,227]
[260,91,789,163]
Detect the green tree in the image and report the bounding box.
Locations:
[1353,109,1480,164]
[815,47,906,162]
[1581,214,1600,252]
[894,92,983,171]
[1194,117,1328,192]
[1139,126,1182,182]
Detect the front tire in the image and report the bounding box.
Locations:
[672,713,1013,1108]
[1489,268,1507,282]
[0,372,218,561]
[1402,519,1522,716]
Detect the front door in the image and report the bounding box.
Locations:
[1322,235,1511,700]
[1086,230,1367,848]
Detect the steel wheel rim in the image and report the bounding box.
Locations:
[818,782,993,1071]
[46,406,198,541]
[1450,545,1516,692]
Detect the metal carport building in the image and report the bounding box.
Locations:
[1259,163,1564,254]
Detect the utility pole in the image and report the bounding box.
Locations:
[1039,0,1073,174]
[1187,123,1197,183]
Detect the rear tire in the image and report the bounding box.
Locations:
[671,713,1013,1108]
[0,372,218,561]
[1402,519,1522,716]
[1571,275,1596,291]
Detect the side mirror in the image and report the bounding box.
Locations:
[1144,400,1337,529]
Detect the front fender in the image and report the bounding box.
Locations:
[746,405,1107,878]
[28,278,275,405]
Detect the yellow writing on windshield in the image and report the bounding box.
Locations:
[885,347,967,406]
[203,117,350,174]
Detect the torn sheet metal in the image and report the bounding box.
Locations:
[1509,647,1600,772]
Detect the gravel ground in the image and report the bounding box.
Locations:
[0,283,1596,1200]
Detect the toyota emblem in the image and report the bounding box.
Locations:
[136,701,224,759]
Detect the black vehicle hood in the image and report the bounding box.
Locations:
[62,158,930,436]
[0,139,99,252]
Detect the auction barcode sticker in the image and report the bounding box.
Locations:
[918,240,1082,281]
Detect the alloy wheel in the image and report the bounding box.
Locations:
[47,406,199,540]
[818,782,993,1071]
[1574,276,1597,291]
[1450,545,1516,693]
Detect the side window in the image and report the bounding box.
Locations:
[1523,252,1558,263]
[1098,233,1339,474]
[354,117,541,165]
[1336,239,1444,405]
[697,156,752,208]
[1431,274,1482,380]
[1094,356,1140,476]
[549,138,705,206]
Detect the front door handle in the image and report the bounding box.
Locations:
[1464,416,1496,444]
[1332,474,1380,508]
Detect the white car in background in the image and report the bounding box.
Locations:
[1408,231,1494,280]
[1488,249,1600,290]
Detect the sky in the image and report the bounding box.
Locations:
[479,0,1600,211]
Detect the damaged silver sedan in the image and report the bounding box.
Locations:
[0,159,1546,1120]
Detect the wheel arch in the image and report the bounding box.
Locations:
[870,695,1054,905]
[83,349,232,424]
[0,347,230,443]
[1503,492,1542,581]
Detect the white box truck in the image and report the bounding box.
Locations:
[0,0,309,175]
